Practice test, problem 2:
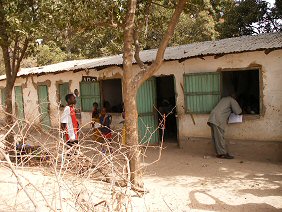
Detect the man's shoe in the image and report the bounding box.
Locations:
[216,153,234,159]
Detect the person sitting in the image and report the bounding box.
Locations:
[98,107,112,139]
[91,102,100,128]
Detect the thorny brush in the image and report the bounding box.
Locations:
[0,104,172,211]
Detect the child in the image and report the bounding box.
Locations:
[98,107,112,139]
[91,102,100,128]
[61,94,79,148]
[98,107,112,153]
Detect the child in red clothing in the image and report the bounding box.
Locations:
[60,94,79,148]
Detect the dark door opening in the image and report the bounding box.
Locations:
[156,76,177,142]
[101,79,123,113]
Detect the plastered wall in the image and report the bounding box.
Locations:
[0,50,281,141]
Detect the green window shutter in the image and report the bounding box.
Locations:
[80,81,100,112]
[14,86,25,120]
[1,88,6,107]
[59,83,69,107]
[184,73,221,113]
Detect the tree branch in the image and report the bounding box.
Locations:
[144,0,152,38]
[0,1,12,80]
[133,27,146,70]
[134,0,187,87]
[123,0,137,81]
[11,33,19,73]
[151,1,174,9]
[12,37,29,84]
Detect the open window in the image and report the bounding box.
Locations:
[183,69,261,115]
[222,69,260,115]
[101,79,123,113]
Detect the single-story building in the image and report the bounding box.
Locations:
[0,32,281,146]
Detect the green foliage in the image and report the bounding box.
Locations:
[217,0,282,38]
[1,0,281,70]
[36,44,67,66]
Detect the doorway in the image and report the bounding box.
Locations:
[156,76,177,142]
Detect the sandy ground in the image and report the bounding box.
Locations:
[135,142,282,211]
[0,139,281,211]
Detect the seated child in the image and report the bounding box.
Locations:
[91,102,100,128]
[98,107,112,139]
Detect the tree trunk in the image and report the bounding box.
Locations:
[122,86,143,187]
[122,0,187,188]
[4,82,14,151]
[1,44,15,152]
[122,0,144,187]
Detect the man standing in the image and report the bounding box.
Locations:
[208,96,242,159]
[61,94,79,148]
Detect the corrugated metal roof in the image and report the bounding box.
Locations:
[0,32,281,81]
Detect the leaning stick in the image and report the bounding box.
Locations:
[180,83,196,125]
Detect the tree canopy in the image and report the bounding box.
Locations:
[0,0,281,74]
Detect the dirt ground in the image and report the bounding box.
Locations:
[0,138,281,211]
[134,141,282,211]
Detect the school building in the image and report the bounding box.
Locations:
[0,32,281,146]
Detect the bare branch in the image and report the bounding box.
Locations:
[134,0,187,88]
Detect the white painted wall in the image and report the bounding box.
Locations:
[0,50,281,141]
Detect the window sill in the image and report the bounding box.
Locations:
[243,114,261,120]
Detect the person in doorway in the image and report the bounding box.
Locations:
[74,89,81,121]
[61,94,79,148]
[207,95,242,159]
[98,107,112,153]
[91,102,100,128]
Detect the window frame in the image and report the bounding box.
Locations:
[183,68,262,116]
[220,67,262,117]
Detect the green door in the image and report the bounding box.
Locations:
[59,83,69,107]
[14,86,25,121]
[38,85,51,129]
[137,78,159,144]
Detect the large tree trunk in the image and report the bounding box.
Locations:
[1,46,15,153]
[122,0,144,187]
[123,0,186,188]
[123,86,143,187]
[1,44,15,151]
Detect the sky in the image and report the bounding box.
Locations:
[267,0,275,7]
